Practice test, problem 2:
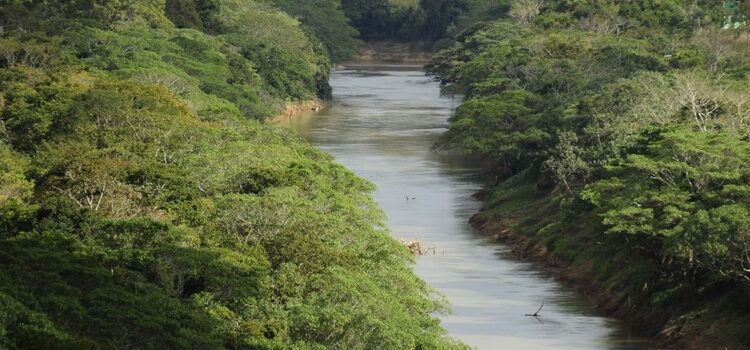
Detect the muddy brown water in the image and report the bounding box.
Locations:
[276,65,649,349]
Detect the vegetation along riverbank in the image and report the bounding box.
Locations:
[427,0,750,348]
[3,0,750,348]
[0,1,471,348]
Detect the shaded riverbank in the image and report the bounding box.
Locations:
[469,179,748,350]
[468,213,668,342]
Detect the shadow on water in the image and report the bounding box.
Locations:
[277,65,650,350]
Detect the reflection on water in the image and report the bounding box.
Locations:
[278,65,648,350]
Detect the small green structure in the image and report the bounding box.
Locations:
[724,0,740,11]
[723,0,747,29]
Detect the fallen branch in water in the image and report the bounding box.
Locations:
[400,239,437,256]
[525,301,544,317]
[401,239,422,255]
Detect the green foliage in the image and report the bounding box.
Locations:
[0,68,78,151]
[207,0,332,100]
[0,1,464,349]
[165,0,204,30]
[1,0,173,29]
[70,17,307,119]
[341,0,475,43]
[582,130,750,282]
[2,1,340,117]
[341,0,393,40]
[429,0,750,343]
[439,90,550,172]
[429,0,750,179]
[263,0,362,62]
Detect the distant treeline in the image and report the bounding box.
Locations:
[165,0,362,63]
[341,0,508,46]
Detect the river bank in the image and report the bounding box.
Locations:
[469,176,748,350]
[469,214,667,346]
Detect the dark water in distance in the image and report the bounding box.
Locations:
[277,65,648,350]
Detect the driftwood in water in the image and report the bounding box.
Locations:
[525,301,544,317]
[401,239,436,256]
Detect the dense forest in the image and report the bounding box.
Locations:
[4,0,750,348]
[340,0,508,46]
[428,0,750,346]
[0,1,468,349]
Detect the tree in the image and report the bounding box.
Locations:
[543,131,587,192]
[509,0,543,27]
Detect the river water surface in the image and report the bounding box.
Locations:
[277,65,647,349]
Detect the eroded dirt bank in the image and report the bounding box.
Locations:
[469,212,744,350]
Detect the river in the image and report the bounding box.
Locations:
[276,65,648,349]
